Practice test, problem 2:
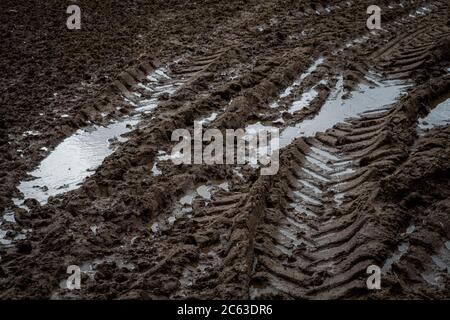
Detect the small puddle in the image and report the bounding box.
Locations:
[152,150,184,177]
[3,210,16,223]
[22,130,40,137]
[421,240,450,288]
[151,181,229,234]
[409,4,432,18]
[381,224,415,274]
[14,66,183,206]
[0,228,11,246]
[52,256,135,299]
[244,122,279,168]
[333,31,379,55]
[197,112,218,126]
[417,97,450,131]
[14,120,139,205]
[271,57,324,108]
[278,76,408,147]
[287,80,326,114]
[0,210,31,248]
[381,242,410,274]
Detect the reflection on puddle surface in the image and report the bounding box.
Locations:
[271,57,324,108]
[14,67,183,206]
[249,74,408,156]
[418,97,450,131]
[278,76,409,148]
[421,241,450,288]
[244,122,279,168]
[382,242,410,274]
[0,210,31,248]
[345,35,370,48]
[197,112,218,125]
[287,80,326,114]
[409,4,432,18]
[52,256,135,299]
[152,150,184,177]
[381,225,450,289]
[151,181,229,234]
[15,120,139,205]
[3,211,16,223]
[382,224,415,274]
[0,229,11,246]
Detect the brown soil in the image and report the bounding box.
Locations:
[0,0,450,299]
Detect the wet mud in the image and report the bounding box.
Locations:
[1,0,450,299]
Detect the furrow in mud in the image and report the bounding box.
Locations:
[1,0,450,300]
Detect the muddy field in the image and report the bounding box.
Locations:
[1,0,450,299]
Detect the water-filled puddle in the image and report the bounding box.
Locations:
[421,240,450,288]
[381,224,415,274]
[382,242,410,274]
[198,112,218,125]
[0,228,11,246]
[278,76,408,147]
[152,150,185,177]
[0,210,31,248]
[287,81,326,114]
[298,179,322,194]
[344,35,370,49]
[409,4,432,18]
[239,73,407,181]
[151,181,229,234]
[243,122,280,168]
[14,120,139,205]
[52,256,135,299]
[271,57,324,108]
[14,67,183,206]
[418,97,450,131]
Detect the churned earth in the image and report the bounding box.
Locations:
[0,0,450,299]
